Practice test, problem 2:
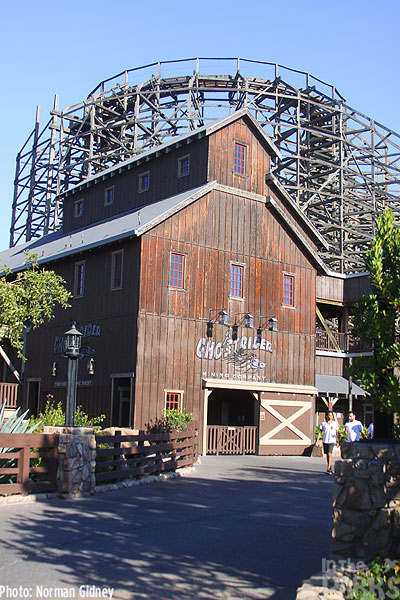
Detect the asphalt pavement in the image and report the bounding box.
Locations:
[0,455,334,600]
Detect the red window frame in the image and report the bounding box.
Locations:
[169,253,184,288]
[230,264,244,298]
[165,392,181,412]
[283,274,295,306]
[234,142,247,175]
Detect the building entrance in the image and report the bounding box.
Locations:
[206,388,258,455]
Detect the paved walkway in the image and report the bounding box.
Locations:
[0,455,334,600]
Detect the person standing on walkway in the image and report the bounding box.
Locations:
[316,411,339,474]
[344,412,364,442]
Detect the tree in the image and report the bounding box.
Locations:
[0,253,71,358]
[350,209,400,418]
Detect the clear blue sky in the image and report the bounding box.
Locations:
[1,0,399,250]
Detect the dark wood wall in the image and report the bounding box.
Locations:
[62,137,209,234]
[23,239,141,419]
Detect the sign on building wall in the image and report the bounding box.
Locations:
[196,331,273,382]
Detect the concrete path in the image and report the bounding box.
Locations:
[0,455,334,600]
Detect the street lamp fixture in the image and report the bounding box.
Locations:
[63,322,82,427]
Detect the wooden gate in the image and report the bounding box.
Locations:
[207,426,257,455]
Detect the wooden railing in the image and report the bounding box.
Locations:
[95,429,196,484]
[0,383,19,409]
[316,330,371,353]
[207,426,257,455]
[0,434,59,496]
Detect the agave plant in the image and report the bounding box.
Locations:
[0,401,40,439]
[0,402,41,484]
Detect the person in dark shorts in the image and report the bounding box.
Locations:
[315,410,339,474]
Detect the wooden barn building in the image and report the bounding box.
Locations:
[0,109,372,454]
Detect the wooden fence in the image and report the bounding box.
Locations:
[0,383,19,409]
[0,433,59,496]
[207,426,257,455]
[95,429,196,484]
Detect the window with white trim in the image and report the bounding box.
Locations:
[104,187,114,206]
[169,253,185,288]
[74,261,85,297]
[233,142,247,175]
[283,274,295,307]
[138,171,150,192]
[177,155,190,177]
[111,250,123,290]
[74,199,84,218]
[165,391,182,412]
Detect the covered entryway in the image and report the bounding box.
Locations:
[206,388,258,455]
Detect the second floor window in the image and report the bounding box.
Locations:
[111,250,123,290]
[178,155,190,177]
[230,264,244,298]
[74,199,84,218]
[139,171,150,192]
[169,253,184,288]
[74,262,85,297]
[283,274,295,307]
[234,142,247,175]
[104,187,114,206]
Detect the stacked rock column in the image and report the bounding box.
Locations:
[44,426,96,498]
[332,442,400,559]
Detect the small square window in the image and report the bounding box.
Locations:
[74,199,84,218]
[230,264,244,298]
[234,142,247,175]
[104,187,114,206]
[138,171,150,193]
[165,392,182,412]
[74,262,85,297]
[111,250,123,290]
[169,253,184,288]
[283,274,295,307]
[177,155,190,177]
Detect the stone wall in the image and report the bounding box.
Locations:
[332,441,400,559]
[43,426,96,499]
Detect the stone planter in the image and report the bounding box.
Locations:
[332,441,400,560]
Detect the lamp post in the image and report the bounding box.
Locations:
[63,322,82,427]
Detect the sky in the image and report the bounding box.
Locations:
[0,0,399,251]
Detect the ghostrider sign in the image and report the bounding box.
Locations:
[196,331,272,373]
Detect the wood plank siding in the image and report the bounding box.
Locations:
[14,111,328,455]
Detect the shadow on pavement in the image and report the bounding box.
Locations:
[0,458,333,600]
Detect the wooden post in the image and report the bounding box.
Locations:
[113,430,121,472]
[18,446,31,496]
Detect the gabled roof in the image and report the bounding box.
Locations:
[0,183,214,274]
[60,109,281,199]
[0,179,329,276]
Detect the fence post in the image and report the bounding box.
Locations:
[113,430,122,472]
[44,426,96,498]
[17,446,31,496]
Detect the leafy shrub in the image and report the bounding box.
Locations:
[29,397,106,433]
[146,409,193,433]
[347,556,400,599]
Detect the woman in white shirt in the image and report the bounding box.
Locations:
[316,411,339,474]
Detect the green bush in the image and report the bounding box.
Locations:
[347,556,400,599]
[29,397,106,433]
[147,409,193,433]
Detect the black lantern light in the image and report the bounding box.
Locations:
[268,316,278,332]
[207,309,229,337]
[63,322,82,427]
[64,323,82,358]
